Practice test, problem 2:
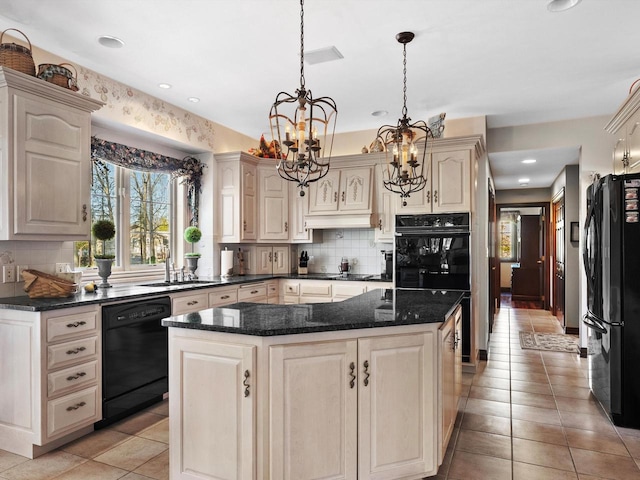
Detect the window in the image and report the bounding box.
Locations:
[75,162,174,271]
[499,212,520,261]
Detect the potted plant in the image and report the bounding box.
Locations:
[183,225,202,279]
[92,219,116,288]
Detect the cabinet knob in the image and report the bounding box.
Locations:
[269,252,272,262]
[334,192,338,203]
[349,362,356,389]
[66,372,87,381]
[221,295,230,300]
[341,191,346,202]
[187,300,199,306]
[434,190,438,204]
[274,252,279,262]
[82,204,88,222]
[426,191,431,204]
[284,221,288,232]
[363,360,370,387]
[378,219,383,231]
[66,321,87,328]
[243,220,247,232]
[304,221,308,232]
[66,401,86,412]
[66,346,87,355]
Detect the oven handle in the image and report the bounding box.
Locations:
[583,311,607,334]
[395,229,470,236]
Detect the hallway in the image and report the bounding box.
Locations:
[432,306,640,479]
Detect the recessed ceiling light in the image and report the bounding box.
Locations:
[547,0,582,12]
[522,159,537,164]
[97,35,125,48]
[158,83,172,89]
[518,178,530,183]
[187,97,200,103]
[371,110,388,117]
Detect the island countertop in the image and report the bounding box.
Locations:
[161,288,463,336]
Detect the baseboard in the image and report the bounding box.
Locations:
[500,287,511,292]
[580,347,587,358]
[565,326,579,335]
[462,361,477,374]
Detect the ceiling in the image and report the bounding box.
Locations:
[0,0,638,190]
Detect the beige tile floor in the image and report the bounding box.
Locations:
[0,401,169,480]
[431,306,640,480]
[3,305,640,479]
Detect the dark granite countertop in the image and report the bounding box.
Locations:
[0,273,391,312]
[162,289,463,336]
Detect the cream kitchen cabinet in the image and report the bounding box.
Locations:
[606,83,640,174]
[216,151,259,243]
[172,290,210,315]
[306,166,374,228]
[254,245,290,275]
[0,67,102,240]
[208,285,239,307]
[0,304,101,458]
[169,335,256,480]
[270,331,437,480]
[257,166,289,241]
[439,303,462,464]
[373,164,396,243]
[289,181,316,243]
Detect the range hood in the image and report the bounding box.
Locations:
[304,214,375,229]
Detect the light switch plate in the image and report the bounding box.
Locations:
[2,265,16,283]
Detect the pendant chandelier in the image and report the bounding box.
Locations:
[377,32,443,206]
[269,0,337,197]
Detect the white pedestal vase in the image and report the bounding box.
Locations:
[96,258,114,288]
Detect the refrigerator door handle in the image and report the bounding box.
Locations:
[583,311,607,334]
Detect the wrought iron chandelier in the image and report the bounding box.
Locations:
[377,32,443,206]
[269,0,337,197]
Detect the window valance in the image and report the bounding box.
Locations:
[91,136,206,225]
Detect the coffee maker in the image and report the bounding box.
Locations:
[381,250,393,280]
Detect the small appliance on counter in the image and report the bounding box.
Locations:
[381,250,393,280]
[338,257,350,277]
[299,251,309,274]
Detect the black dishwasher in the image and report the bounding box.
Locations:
[96,296,172,428]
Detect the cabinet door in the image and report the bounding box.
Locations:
[272,246,290,275]
[309,170,341,213]
[14,95,90,237]
[258,168,289,241]
[170,337,255,480]
[339,167,372,212]
[255,246,273,274]
[358,333,437,480]
[241,163,257,241]
[439,314,456,464]
[290,182,313,242]
[218,162,239,242]
[270,340,358,480]
[432,150,470,213]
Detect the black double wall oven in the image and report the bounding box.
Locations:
[395,212,472,361]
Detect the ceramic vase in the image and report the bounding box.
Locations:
[185,256,199,279]
[96,258,114,288]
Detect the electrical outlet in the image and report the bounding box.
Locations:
[2,265,16,283]
[16,265,28,280]
[56,263,70,273]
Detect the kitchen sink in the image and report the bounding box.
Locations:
[328,274,375,280]
[139,280,215,287]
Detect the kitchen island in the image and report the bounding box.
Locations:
[163,288,463,480]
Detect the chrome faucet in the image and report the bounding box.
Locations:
[164,247,171,283]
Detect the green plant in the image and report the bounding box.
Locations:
[184,226,202,257]
[92,219,116,259]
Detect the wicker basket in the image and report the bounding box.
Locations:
[22,269,78,299]
[0,28,36,76]
[37,63,79,91]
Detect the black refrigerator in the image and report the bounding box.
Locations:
[583,173,640,428]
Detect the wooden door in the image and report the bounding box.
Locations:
[512,215,543,301]
[553,195,565,327]
[169,337,255,480]
[488,179,498,330]
[269,340,358,480]
[358,333,437,479]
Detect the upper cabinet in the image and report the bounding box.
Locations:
[258,166,289,241]
[0,67,103,240]
[216,152,259,243]
[606,84,640,174]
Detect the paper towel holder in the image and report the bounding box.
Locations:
[221,247,234,278]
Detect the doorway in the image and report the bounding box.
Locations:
[496,203,551,310]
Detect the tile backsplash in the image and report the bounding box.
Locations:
[294,229,392,275]
[0,241,75,298]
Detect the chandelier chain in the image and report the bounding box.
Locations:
[402,42,408,118]
[299,0,305,89]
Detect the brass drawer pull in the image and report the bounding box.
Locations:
[243,370,250,397]
[66,372,87,381]
[349,362,356,389]
[66,401,86,411]
[221,295,230,300]
[187,300,199,306]
[363,360,370,387]
[66,347,86,355]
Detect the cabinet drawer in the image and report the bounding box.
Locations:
[238,283,267,301]
[282,282,300,295]
[209,288,238,307]
[47,386,99,438]
[333,283,366,298]
[173,293,209,315]
[267,282,279,297]
[47,310,97,343]
[283,295,300,304]
[47,336,98,370]
[300,282,332,297]
[48,360,98,397]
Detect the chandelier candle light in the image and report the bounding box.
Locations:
[377,31,445,206]
[269,0,337,197]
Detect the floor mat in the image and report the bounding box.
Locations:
[519,331,579,354]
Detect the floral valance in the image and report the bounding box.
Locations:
[91,136,206,225]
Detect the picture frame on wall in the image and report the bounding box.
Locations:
[570,222,579,242]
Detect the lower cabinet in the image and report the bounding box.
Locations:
[169,336,256,480]
[168,323,441,480]
[439,304,462,464]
